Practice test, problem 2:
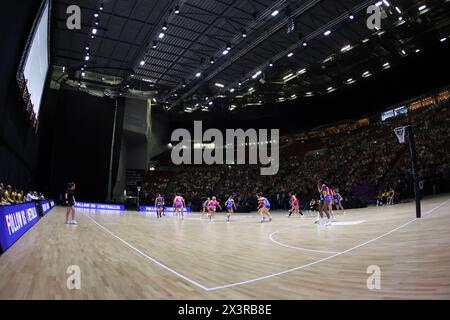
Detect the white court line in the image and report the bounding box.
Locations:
[86,199,449,292]
[206,199,450,291]
[268,220,365,253]
[269,228,341,254]
[84,214,210,291]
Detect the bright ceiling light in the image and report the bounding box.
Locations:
[287,52,294,57]
[85,55,90,61]
[248,87,254,92]
[174,6,180,14]
[324,30,331,36]
[283,73,294,80]
[415,48,421,53]
[375,1,382,7]
[92,28,97,34]
[222,49,229,55]
[395,6,401,13]
[81,71,86,77]
[383,1,390,7]
[140,60,145,66]
[349,15,354,20]
[341,45,352,52]
[195,72,201,77]
[158,32,165,39]
[271,10,279,17]
[297,68,306,75]
[440,37,447,42]
[230,88,235,93]
[94,12,99,18]
[215,83,224,88]
[418,5,426,11]
[252,70,262,79]
[382,62,390,69]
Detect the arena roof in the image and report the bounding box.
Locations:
[51,0,450,112]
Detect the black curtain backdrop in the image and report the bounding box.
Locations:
[0,0,44,190]
[39,88,124,203]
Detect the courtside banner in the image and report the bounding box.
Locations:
[40,200,51,215]
[74,202,125,211]
[49,200,55,207]
[0,202,40,252]
[139,206,191,213]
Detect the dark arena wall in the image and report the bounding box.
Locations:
[0,0,44,189]
[37,88,124,203]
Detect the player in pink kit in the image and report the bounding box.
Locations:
[173,193,186,219]
[288,193,303,217]
[207,196,222,222]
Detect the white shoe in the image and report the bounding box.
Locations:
[65,220,70,224]
[71,220,78,225]
[332,218,336,222]
[326,220,332,226]
[260,219,264,223]
[268,217,272,222]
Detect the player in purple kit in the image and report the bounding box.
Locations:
[155,194,165,218]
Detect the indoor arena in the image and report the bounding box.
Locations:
[1,0,450,306]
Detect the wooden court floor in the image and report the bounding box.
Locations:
[0,195,449,299]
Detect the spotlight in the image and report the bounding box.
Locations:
[269,61,273,67]
[418,5,426,11]
[174,6,180,14]
[162,22,168,30]
[99,2,103,10]
[271,10,279,17]
[158,32,165,39]
[210,57,215,64]
[152,41,157,48]
[324,30,331,36]
[195,72,201,77]
[81,71,86,77]
[140,60,145,66]
[222,49,229,55]
[215,83,224,88]
[287,52,294,57]
[242,30,247,38]
[85,55,90,61]
[226,43,231,50]
[302,41,307,47]
[349,15,354,20]
[94,12,99,18]
[92,28,97,34]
